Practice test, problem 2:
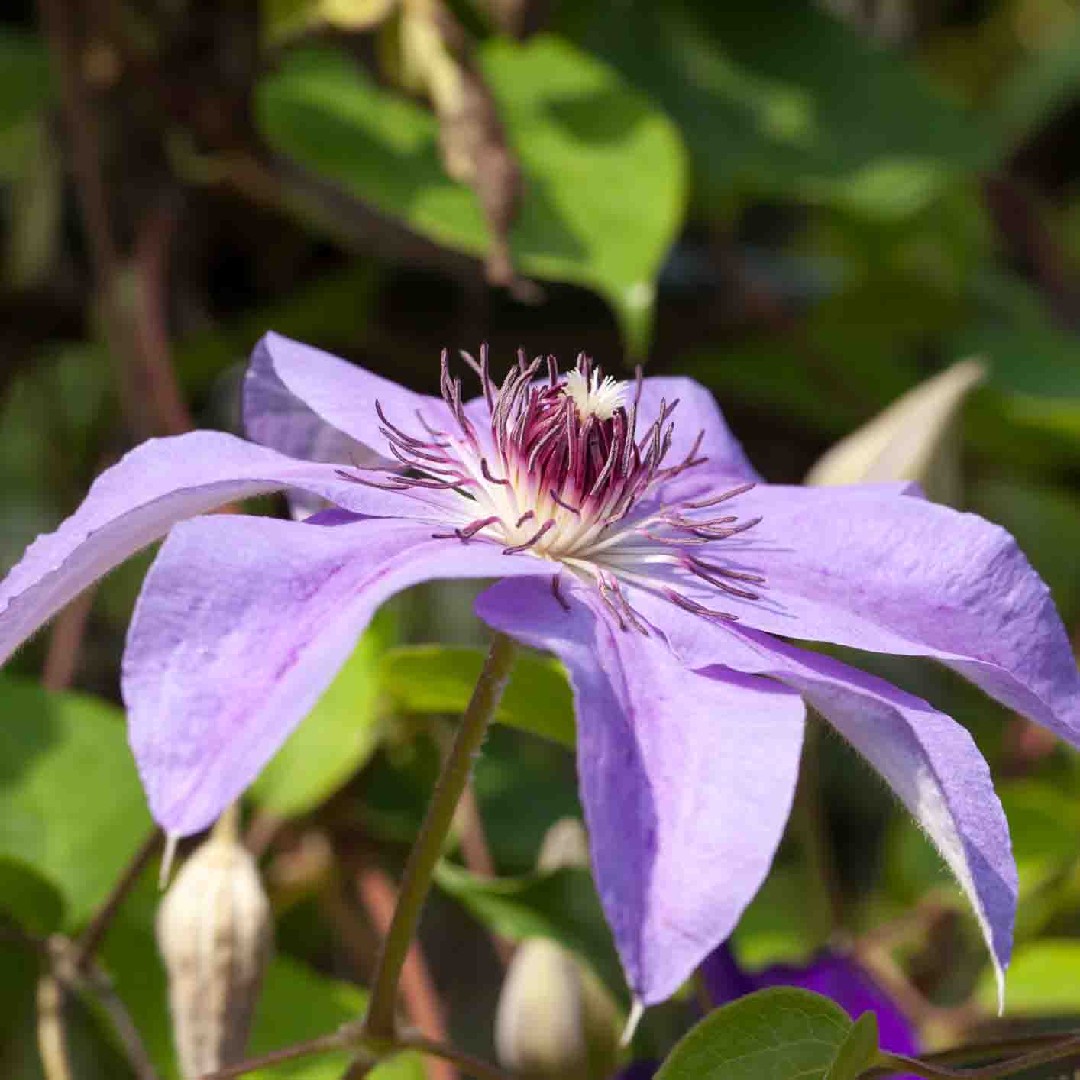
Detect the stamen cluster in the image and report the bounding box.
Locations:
[344,348,764,630]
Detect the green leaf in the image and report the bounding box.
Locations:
[0,676,153,929]
[562,0,989,219]
[654,988,855,1080]
[434,861,625,999]
[0,857,64,936]
[380,644,575,747]
[0,32,52,136]
[731,863,830,971]
[251,614,395,817]
[970,480,1080,628]
[990,19,1080,153]
[979,940,1080,1016]
[256,35,686,354]
[996,780,1080,893]
[824,1012,879,1080]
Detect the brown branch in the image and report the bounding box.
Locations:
[195,1030,353,1080]
[455,784,512,966]
[396,1033,517,1080]
[356,867,456,1080]
[47,936,160,1080]
[74,829,163,969]
[456,784,496,879]
[41,589,97,692]
[35,0,192,441]
[130,197,192,437]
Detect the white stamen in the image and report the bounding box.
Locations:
[562,369,626,422]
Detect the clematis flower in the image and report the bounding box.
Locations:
[702,946,918,1066]
[614,945,918,1080]
[2,334,1078,1009]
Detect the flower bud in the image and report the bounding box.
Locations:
[156,829,273,1079]
[805,358,985,503]
[495,819,621,1080]
[496,938,590,1080]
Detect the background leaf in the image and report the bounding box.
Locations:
[0,32,51,136]
[979,941,1080,1016]
[561,0,989,218]
[256,35,687,353]
[0,677,152,929]
[380,644,575,747]
[251,613,395,818]
[434,860,625,999]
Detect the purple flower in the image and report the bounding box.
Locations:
[2,334,1078,1008]
[702,946,918,1059]
[614,947,918,1080]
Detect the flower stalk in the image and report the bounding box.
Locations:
[362,631,519,1040]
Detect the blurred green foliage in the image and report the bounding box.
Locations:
[2,0,1080,1076]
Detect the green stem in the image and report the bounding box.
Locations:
[362,632,519,1039]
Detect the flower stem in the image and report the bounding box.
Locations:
[871,1035,1080,1079]
[363,632,519,1040]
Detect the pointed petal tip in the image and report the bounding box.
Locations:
[159,834,180,889]
[621,999,645,1048]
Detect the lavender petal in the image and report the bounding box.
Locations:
[0,430,450,668]
[124,515,550,836]
[476,576,805,1005]
[654,483,1080,746]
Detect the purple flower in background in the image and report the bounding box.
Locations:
[2,334,1079,1007]
[614,946,919,1080]
[702,947,918,1061]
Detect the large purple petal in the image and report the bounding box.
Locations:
[475,577,805,1005]
[0,431,453,668]
[244,332,450,459]
[634,377,759,481]
[124,516,549,836]
[646,614,1016,1004]
[647,483,1080,745]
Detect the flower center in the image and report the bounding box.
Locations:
[344,348,764,630]
[562,368,626,422]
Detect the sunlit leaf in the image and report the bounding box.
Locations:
[251,613,395,817]
[380,644,575,747]
[0,677,152,929]
[979,940,1080,1016]
[256,35,686,353]
[561,0,989,218]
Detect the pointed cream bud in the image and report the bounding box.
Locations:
[805,358,986,503]
[496,939,590,1080]
[495,819,621,1080]
[156,817,273,1079]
